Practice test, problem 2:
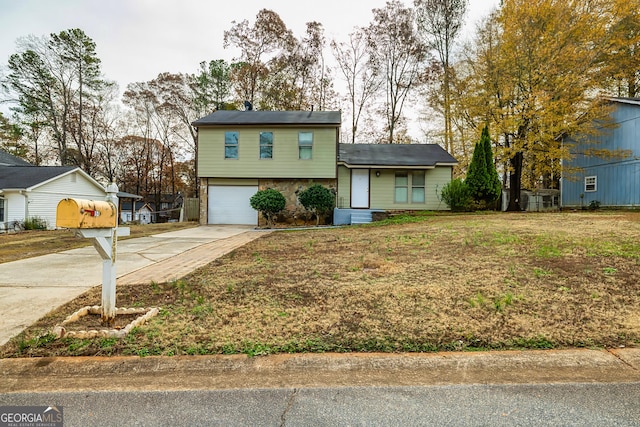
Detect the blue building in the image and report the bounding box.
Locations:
[561,97,640,209]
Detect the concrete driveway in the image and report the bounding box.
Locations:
[0,225,265,346]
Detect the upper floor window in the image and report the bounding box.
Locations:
[225,131,239,159]
[260,132,273,159]
[585,176,597,192]
[299,132,313,160]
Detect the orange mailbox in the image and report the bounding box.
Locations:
[56,198,117,229]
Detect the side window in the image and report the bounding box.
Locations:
[299,132,313,160]
[412,171,425,203]
[260,132,273,159]
[585,176,597,192]
[0,197,4,222]
[225,131,239,159]
[395,173,408,203]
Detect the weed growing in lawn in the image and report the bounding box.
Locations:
[99,338,118,349]
[66,339,90,353]
[534,267,552,278]
[536,245,562,257]
[17,332,55,353]
[493,293,515,312]
[469,292,487,308]
[603,267,617,275]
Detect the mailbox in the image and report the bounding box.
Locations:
[56,198,117,229]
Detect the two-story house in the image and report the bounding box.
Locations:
[193,110,340,225]
[561,97,640,209]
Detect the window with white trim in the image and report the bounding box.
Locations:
[298,132,313,159]
[585,176,597,192]
[395,173,408,203]
[259,132,273,159]
[412,171,425,203]
[225,131,239,159]
[395,171,426,204]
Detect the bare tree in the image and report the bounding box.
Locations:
[415,0,468,153]
[332,28,382,143]
[366,1,429,144]
[224,9,295,107]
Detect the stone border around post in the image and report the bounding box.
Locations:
[52,306,160,339]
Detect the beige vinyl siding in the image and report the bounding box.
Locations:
[370,167,452,210]
[336,165,351,208]
[207,178,259,186]
[199,126,337,179]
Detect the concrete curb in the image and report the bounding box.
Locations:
[2,349,639,393]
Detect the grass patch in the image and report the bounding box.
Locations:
[2,212,640,358]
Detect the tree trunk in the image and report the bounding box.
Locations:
[507,151,523,212]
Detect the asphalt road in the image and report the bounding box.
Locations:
[3,383,640,426]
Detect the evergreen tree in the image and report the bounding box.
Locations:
[481,125,502,207]
[465,125,501,208]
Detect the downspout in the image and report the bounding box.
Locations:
[20,190,29,221]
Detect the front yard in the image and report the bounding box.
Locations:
[2,211,639,357]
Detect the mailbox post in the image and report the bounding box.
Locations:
[56,183,129,327]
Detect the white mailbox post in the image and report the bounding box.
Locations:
[56,183,129,326]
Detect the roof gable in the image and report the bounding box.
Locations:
[192,110,341,127]
[0,166,75,189]
[0,166,105,192]
[338,143,457,168]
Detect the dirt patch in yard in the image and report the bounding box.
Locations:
[2,211,640,357]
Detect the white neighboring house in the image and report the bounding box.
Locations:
[0,150,107,231]
[120,201,153,224]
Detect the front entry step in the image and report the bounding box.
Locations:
[350,211,373,224]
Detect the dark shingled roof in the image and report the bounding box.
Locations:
[338,143,457,167]
[192,110,341,126]
[0,166,75,189]
[0,149,31,166]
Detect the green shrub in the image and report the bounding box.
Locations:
[250,189,286,228]
[298,184,335,225]
[440,179,472,212]
[22,216,48,230]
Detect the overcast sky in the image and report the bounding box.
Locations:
[0,0,500,95]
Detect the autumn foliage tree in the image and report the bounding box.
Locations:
[462,0,611,210]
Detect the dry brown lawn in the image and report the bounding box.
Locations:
[2,211,640,358]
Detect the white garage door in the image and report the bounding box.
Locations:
[208,185,258,225]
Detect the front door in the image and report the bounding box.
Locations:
[351,169,370,208]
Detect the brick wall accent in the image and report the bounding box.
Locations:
[199,178,208,225]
